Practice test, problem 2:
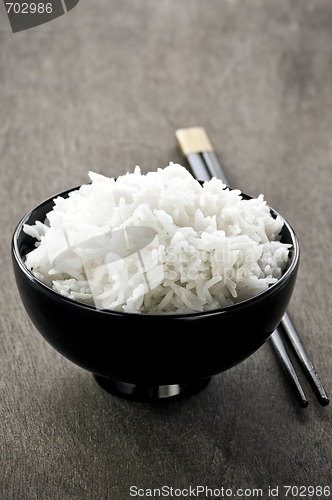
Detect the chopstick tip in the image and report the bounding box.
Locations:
[319,396,329,407]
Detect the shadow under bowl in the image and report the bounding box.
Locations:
[12,186,300,401]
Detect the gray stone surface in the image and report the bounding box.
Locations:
[1,1,332,499]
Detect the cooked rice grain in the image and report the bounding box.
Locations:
[24,163,290,314]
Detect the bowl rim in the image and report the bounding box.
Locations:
[12,183,300,319]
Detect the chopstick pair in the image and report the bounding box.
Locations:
[175,126,329,408]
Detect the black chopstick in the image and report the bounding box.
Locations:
[281,312,329,406]
[175,126,329,407]
[269,330,308,407]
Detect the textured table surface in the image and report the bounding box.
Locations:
[1,1,332,499]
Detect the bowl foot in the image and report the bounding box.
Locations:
[93,375,211,401]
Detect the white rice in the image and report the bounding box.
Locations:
[23,163,291,314]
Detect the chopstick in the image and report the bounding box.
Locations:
[281,312,329,406]
[269,329,308,408]
[175,126,329,407]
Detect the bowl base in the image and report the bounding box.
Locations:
[93,375,211,401]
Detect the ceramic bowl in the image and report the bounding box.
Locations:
[12,186,299,401]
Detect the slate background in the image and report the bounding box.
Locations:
[1,1,331,499]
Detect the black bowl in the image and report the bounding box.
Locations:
[12,186,299,401]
